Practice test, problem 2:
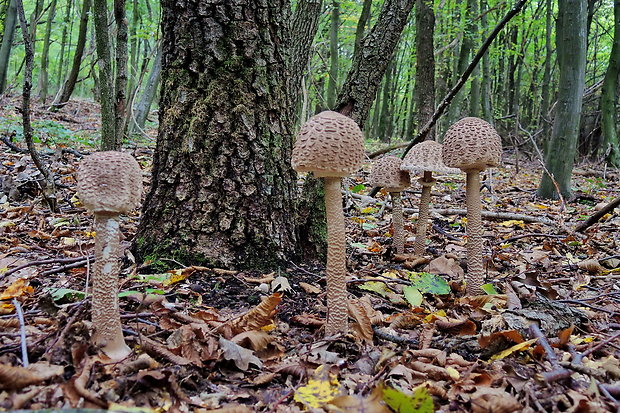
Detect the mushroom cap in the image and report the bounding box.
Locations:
[442,117,502,172]
[291,111,365,178]
[369,155,409,192]
[401,140,460,175]
[78,151,142,215]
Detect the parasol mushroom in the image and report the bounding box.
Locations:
[292,111,365,336]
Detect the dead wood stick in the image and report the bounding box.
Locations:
[575,196,620,232]
[368,142,409,159]
[500,233,566,243]
[528,323,572,383]
[39,258,92,276]
[3,255,94,277]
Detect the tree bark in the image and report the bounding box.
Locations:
[0,0,17,94]
[537,0,587,200]
[114,0,129,144]
[539,0,553,141]
[92,0,117,150]
[50,0,90,110]
[128,45,161,135]
[414,0,436,139]
[135,0,298,269]
[54,0,72,86]
[353,0,372,57]
[335,0,416,126]
[597,0,620,166]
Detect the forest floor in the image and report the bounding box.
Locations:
[0,96,619,412]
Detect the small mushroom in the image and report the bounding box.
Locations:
[441,117,502,295]
[292,111,365,337]
[369,156,410,254]
[77,151,142,360]
[401,141,459,256]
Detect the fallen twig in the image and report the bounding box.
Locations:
[3,255,94,278]
[12,299,29,367]
[575,196,620,232]
[528,323,571,383]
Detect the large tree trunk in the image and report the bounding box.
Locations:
[597,0,620,166]
[414,0,436,140]
[335,0,416,126]
[93,0,117,150]
[0,0,17,94]
[537,0,587,200]
[135,0,298,269]
[50,0,90,110]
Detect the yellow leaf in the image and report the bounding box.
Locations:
[260,322,276,332]
[530,203,550,209]
[423,310,446,323]
[490,338,538,360]
[294,365,341,409]
[1,278,34,300]
[446,366,460,380]
[499,220,525,228]
[0,221,15,228]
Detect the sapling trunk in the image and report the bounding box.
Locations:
[465,171,485,295]
[414,171,435,256]
[391,191,404,254]
[92,213,131,360]
[323,176,348,336]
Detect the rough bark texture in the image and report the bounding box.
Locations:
[414,0,436,139]
[538,0,587,200]
[93,0,118,150]
[465,171,484,295]
[51,0,91,110]
[335,0,416,126]
[0,0,17,93]
[37,0,57,102]
[414,172,435,256]
[114,0,129,143]
[323,177,348,336]
[391,191,404,254]
[92,215,131,360]
[598,0,620,166]
[136,0,297,269]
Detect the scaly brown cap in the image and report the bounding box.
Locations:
[402,141,460,175]
[78,151,142,215]
[292,111,365,178]
[442,117,502,172]
[369,155,409,192]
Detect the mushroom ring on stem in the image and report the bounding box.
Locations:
[401,141,459,256]
[369,156,410,254]
[291,111,364,337]
[77,151,142,360]
[441,117,502,295]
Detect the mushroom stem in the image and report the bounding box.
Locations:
[323,176,348,336]
[414,171,435,256]
[465,171,485,295]
[92,213,131,360]
[391,192,404,254]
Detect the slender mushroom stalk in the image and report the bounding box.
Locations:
[369,156,409,254]
[401,141,459,256]
[291,111,365,337]
[78,151,142,359]
[442,117,502,295]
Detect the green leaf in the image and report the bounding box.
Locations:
[362,222,378,230]
[403,286,423,307]
[407,272,450,295]
[46,287,87,302]
[350,242,368,250]
[351,184,366,193]
[481,283,498,295]
[382,386,435,413]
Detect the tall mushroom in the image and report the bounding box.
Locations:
[369,156,410,254]
[292,111,365,337]
[441,118,502,295]
[401,141,459,256]
[78,151,142,360]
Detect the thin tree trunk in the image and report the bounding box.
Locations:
[415,0,436,140]
[353,0,372,57]
[93,0,117,150]
[127,0,138,100]
[480,0,493,124]
[50,0,90,110]
[14,0,57,211]
[378,59,394,142]
[335,0,416,126]
[447,0,475,125]
[55,0,72,86]
[597,0,620,166]
[129,45,161,135]
[537,0,587,200]
[37,0,57,102]
[0,0,17,93]
[114,0,129,144]
[327,0,339,108]
[539,0,553,143]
